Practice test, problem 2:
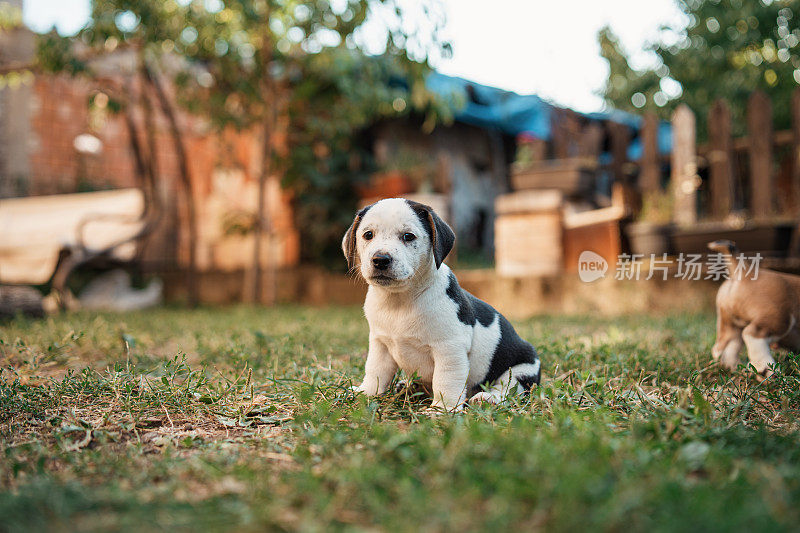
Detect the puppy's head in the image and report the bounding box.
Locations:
[707,239,738,255]
[342,198,454,290]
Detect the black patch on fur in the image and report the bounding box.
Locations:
[355,204,372,225]
[410,202,433,243]
[516,373,540,391]
[467,292,496,328]
[446,271,474,325]
[444,270,540,392]
[481,314,539,388]
[405,199,455,269]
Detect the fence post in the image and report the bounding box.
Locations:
[791,88,800,214]
[551,108,568,159]
[671,104,697,226]
[609,121,630,183]
[579,122,603,159]
[708,99,734,219]
[747,90,774,218]
[639,112,660,192]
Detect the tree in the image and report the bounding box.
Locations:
[173,0,450,274]
[38,0,449,298]
[280,48,451,266]
[600,0,800,138]
[38,0,203,306]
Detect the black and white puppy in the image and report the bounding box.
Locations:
[343,198,541,411]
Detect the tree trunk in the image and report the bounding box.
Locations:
[253,37,278,306]
[51,80,163,310]
[134,78,162,249]
[253,98,280,305]
[143,62,199,307]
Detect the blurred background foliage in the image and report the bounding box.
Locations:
[601,0,800,139]
[36,0,452,267]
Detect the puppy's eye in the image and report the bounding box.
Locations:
[363,231,373,240]
[402,232,416,243]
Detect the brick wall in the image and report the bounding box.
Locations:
[24,72,299,273]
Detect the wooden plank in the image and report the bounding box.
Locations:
[563,206,625,229]
[510,158,594,195]
[747,90,774,218]
[495,190,563,215]
[639,113,660,192]
[671,104,698,226]
[708,99,734,218]
[698,129,794,154]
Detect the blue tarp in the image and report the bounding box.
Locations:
[426,72,672,159]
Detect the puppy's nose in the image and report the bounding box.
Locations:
[372,253,392,271]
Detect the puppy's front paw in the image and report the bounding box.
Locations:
[469,391,502,405]
[421,406,443,417]
[429,400,464,413]
[352,383,378,396]
[756,368,775,382]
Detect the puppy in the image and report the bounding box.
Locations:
[709,239,800,377]
[343,198,540,410]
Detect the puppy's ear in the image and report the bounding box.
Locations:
[408,200,455,269]
[707,239,738,255]
[342,205,371,270]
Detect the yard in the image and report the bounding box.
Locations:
[2,306,800,531]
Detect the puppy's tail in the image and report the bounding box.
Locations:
[707,239,738,276]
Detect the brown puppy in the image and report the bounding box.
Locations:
[710,240,800,377]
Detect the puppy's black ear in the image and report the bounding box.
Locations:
[407,200,455,269]
[342,205,372,270]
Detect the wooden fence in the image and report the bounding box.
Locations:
[651,90,800,224]
[543,90,800,225]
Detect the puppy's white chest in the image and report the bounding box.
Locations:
[375,333,435,382]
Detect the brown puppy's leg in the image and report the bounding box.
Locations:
[741,322,778,376]
[712,312,743,371]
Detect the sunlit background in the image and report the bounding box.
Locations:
[24,0,686,112]
[3,0,799,312]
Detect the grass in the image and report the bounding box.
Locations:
[2,305,800,532]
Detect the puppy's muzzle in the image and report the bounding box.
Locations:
[372,253,392,271]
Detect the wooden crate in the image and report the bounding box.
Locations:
[510,157,595,196]
[563,207,625,273]
[495,190,563,277]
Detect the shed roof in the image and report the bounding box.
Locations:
[426,72,672,158]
